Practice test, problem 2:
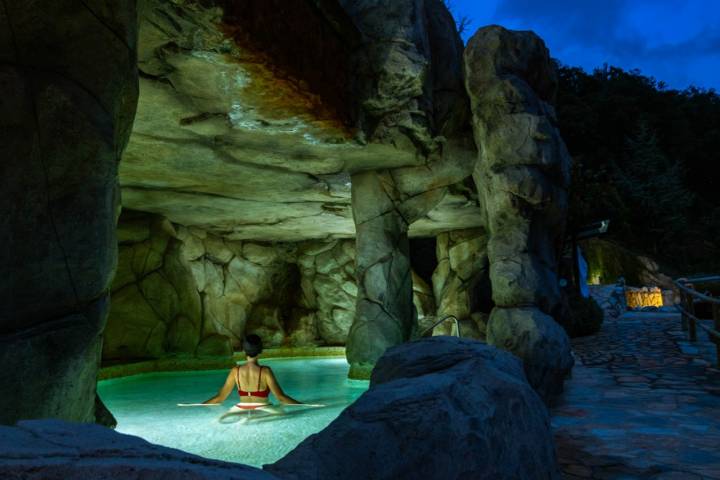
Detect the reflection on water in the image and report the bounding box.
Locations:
[98,358,368,467]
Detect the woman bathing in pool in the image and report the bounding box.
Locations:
[203,334,301,410]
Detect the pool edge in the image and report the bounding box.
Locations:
[99,347,347,380]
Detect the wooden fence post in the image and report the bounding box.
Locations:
[688,292,697,342]
[713,303,720,367]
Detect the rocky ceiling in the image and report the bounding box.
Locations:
[120,0,484,241]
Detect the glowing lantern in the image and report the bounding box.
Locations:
[625,286,664,309]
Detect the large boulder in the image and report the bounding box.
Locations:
[0,0,138,424]
[0,420,278,480]
[267,337,561,480]
[487,307,574,402]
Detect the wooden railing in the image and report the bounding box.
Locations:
[418,315,461,338]
[674,277,720,366]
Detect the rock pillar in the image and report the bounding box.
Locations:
[0,1,138,423]
[464,26,573,401]
[346,171,415,379]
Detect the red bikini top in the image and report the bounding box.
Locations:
[237,366,270,398]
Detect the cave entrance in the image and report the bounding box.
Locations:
[409,237,438,288]
[468,268,494,315]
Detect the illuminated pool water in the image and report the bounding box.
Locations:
[98,358,368,467]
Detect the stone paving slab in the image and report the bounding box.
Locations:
[553,312,720,479]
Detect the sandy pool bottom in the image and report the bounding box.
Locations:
[98,357,368,467]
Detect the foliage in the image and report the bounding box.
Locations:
[556,63,720,274]
[562,293,604,338]
[581,238,645,286]
[443,0,472,36]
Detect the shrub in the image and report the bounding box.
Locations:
[562,293,604,338]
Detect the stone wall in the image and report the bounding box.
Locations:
[296,241,357,345]
[104,211,441,361]
[432,228,491,338]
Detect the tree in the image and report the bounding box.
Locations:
[442,0,472,36]
[555,63,720,272]
[614,122,693,255]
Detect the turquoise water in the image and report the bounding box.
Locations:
[98,358,368,467]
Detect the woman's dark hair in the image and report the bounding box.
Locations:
[243,334,263,357]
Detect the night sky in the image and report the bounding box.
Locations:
[452,0,720,91]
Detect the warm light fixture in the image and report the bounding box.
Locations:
[625,287,663,309]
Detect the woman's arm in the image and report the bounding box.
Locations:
[203,367,237,404]
[265,367,301,405]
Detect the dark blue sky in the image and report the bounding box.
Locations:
[452,0,720,91]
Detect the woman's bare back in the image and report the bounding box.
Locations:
[236,363,268,393]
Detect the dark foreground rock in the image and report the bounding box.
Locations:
[0,420,278,480]
[0,0,138,424]
[268,336,561,480]
[487,307,574,402]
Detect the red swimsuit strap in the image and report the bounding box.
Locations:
[237,365,268,395]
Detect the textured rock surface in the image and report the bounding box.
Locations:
[346,171,416,378]
[465,25,570,313]
[487,307,574,401]
[412,270,437,334]
[106,211,436,360]
[268,337,561,479]
[0,0,138,424]
[296,240,357,345]
[0,420,277,480]
[340,0,480,376]
[431,228,491,338]
[121,0,481,241]
[3,3,577,454]
[105,212,202,359]
[464,26,573,398]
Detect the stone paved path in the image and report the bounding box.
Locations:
[553,311,720,479]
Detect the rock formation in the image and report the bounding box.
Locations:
[109,0,486,377]
[432,228,491,338]
[3,0,577,426]
[105,211,439,361]
[346,171,420,379]
[337,0,478,376]
[1,338,563,479]
[267,337,561,479]
[96,0,486,377]
[122,0,481,241]
[96,6,575,391]
[0,0,138,424]
[464,26,574,400]
[0,420,278,480]
[297,238,358,345]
